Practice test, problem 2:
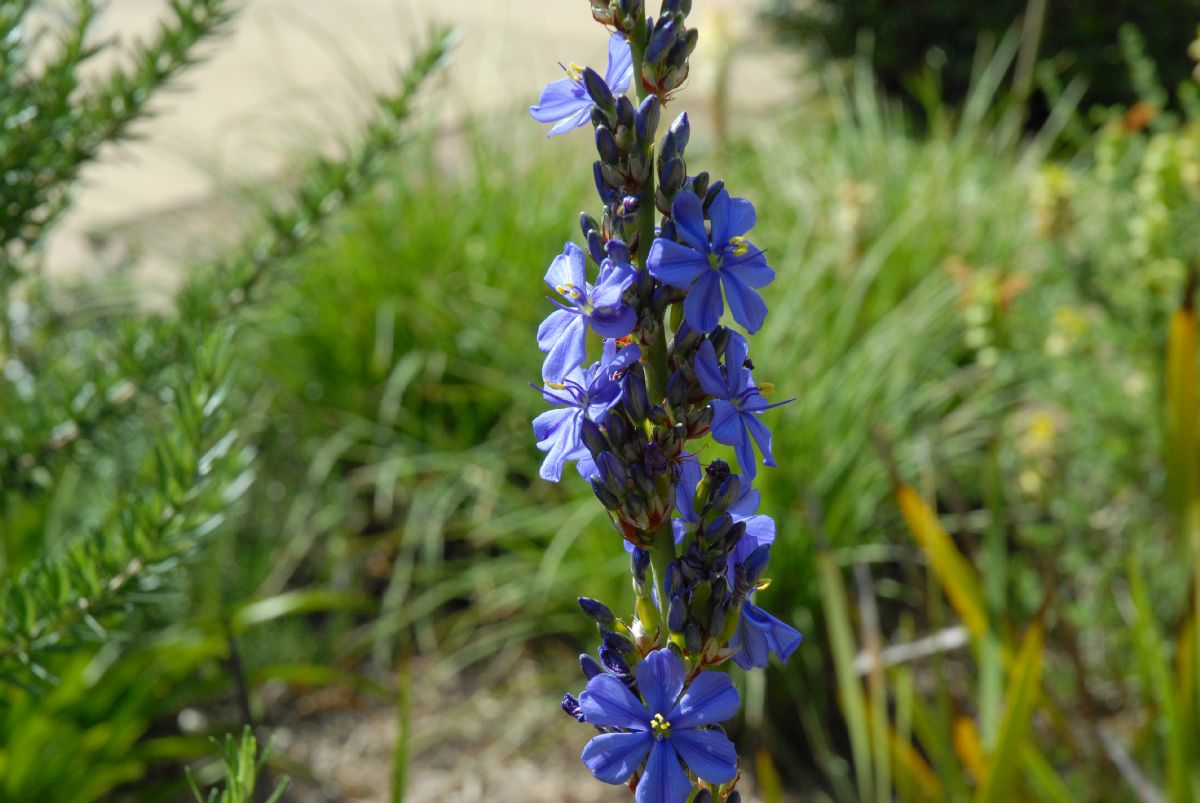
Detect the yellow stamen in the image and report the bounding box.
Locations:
[649,712,672,737]
[547,382,568,390]
[566,63,585,83]
[556,282,584,301]
[729,236,750,257]
[757,381,775,398]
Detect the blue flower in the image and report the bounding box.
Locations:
[533,340,641,482]
[647,188,774,333]
[530,33,634,137]
[730,599,803,670]
[693,333,789,479]
[538,242,637,383]
[579,649,739,802]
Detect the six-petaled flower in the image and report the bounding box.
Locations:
[579,649,739,803]
[693,333,791,479]
[538,242,637,383]
[647,189,775,334]
[530,33,633,137]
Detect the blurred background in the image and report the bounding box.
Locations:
[3,0,1200,801]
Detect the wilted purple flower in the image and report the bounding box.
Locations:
[530,33,634,137]
[533,340,641,482]
[579,649,739,802]
[647,189,774,333]
[538,242,637,382]
[693,333,789,479]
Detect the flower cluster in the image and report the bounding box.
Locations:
[529,3,800,800]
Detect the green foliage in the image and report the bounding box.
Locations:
[762,0,1200,122]
[186,727,289,803]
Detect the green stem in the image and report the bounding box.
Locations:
[648,519,676,622]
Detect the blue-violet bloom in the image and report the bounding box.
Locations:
[693,333,789,479]
[530,33,634,137]
[647,188,774,333]
[730,598,803,670]
[579,649,739,803]
[533,340,641,482]
[538,242,637,383]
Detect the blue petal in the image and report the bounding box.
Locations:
[647,239,708,290]
[669,728,738,784]
[708,400,742,446]
[635,739,692,803]
[693,340,729,399]
[711,193,757,245]
[669,671,740,729]
[532,406,573,444]
[671,191,710,253]
[743,413,777,467]
[605,33,634,95]
[723,332,750,398]
[636,649,685,717]
[733,514,775,564]
[582,731,653,784]
[723,249,775,289]
[545,242,588,291]
[674,456,703,521]
[728,481,761,519]
[580,674,651,730]
[537,307,577,352]
[547,104,594,137]
[539,313,587,383]
[683,271,723,334]
[721,270,768,334]
[530,78,587,124]
[733,602,803,669]
[732,415,759,480]
[535,409,582,482]
[590,305,637,338]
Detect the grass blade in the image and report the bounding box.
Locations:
[974,620,1044,803]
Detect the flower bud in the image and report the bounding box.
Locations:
[579,211,600,239]
[581,417,609,457]
[597,451,628,495]
[591,478,621,510]
[659,157,686,198]
[605,237,631,264]
[669,111,690,152]
[645,18,676,64]
[622,367,649,421]
[741,542,772,585]
[643,442,668,475]
[593,162,617,203]
[595,125,621,165]
[562,693,586,722]
[635,94,661,145]
[615,96,636,130]
[628,463,656,500]
[669,324,701,358]
[689,170,709,200]
[602,628,636,655]
[704,179,725,211]
[710,474,741,513]
[727,793,742,803]
[686,404,714,434]
[693,793,713,803]
[599,644,632,678]
[582,66,615,113]
[579,596,617,627]
[631,547,650,591]
[667,594,687,633]
[580,653,604,680]
[708,325,730,356]
[622,493,651,529]
[647,405,670,425]
[703,513,734,547]
[604,413,630,448]
[724,520,746,554]
[666,371,688,411]
[707,597,726,638]
[684,622,703,654]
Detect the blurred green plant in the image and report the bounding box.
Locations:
[185,727,289,803]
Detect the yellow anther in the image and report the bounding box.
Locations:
[649,713,672,737]
[547,382,568,390]
[557,282,583,300]
[566,63,585,83]
[757,381,776,398]
[729,236,750,257]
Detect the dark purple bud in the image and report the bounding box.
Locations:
[669,325,701,357]
[580,212,600,240]
[724,520,747,554]
[619,0,643,17]
[669,112,690,152]
[628,465,655,500]
[667,594,687,632]
[584,230,605,266]
[622,493,650,529]
[594,162,615,202]
[709,325,731,356]
[666,561,684,598]
[604,414,630,448]
[703,513,734,547]
[659,130,680,164]
[602,629,636,655]
[706,459,732,482]
[689,170,710,200]
[711,474,741,512]
[583,67,615,113]
[580,653,604,680]
[684,622,703,654]
[643,442,668,475]
[660,0,682,17]
[741,542,772,585]
[579,597,617,627]
[598,452,628,496]
[660,157,686,196]
[704,179,725,211]
[666,372,688,412]
[687,404,714,433]
[562,693,586,722]
[632,547,650,582]
[590,105,610,130]
[693,793,713,803]
[599,644,632,677]
[659,217,677,243]
[645,18,676,64]
[666,36,693,72]
[591,478,621,510]
[606,237,631,264]
[622,367,649,421]
[708,597,726,637]
[595,125,620,165]
[647,405,669,425]
[615,96,636,130]
[726,793,742,803]
[684,27,699,53]
[581,417,609,457]
[636,94,661,144]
